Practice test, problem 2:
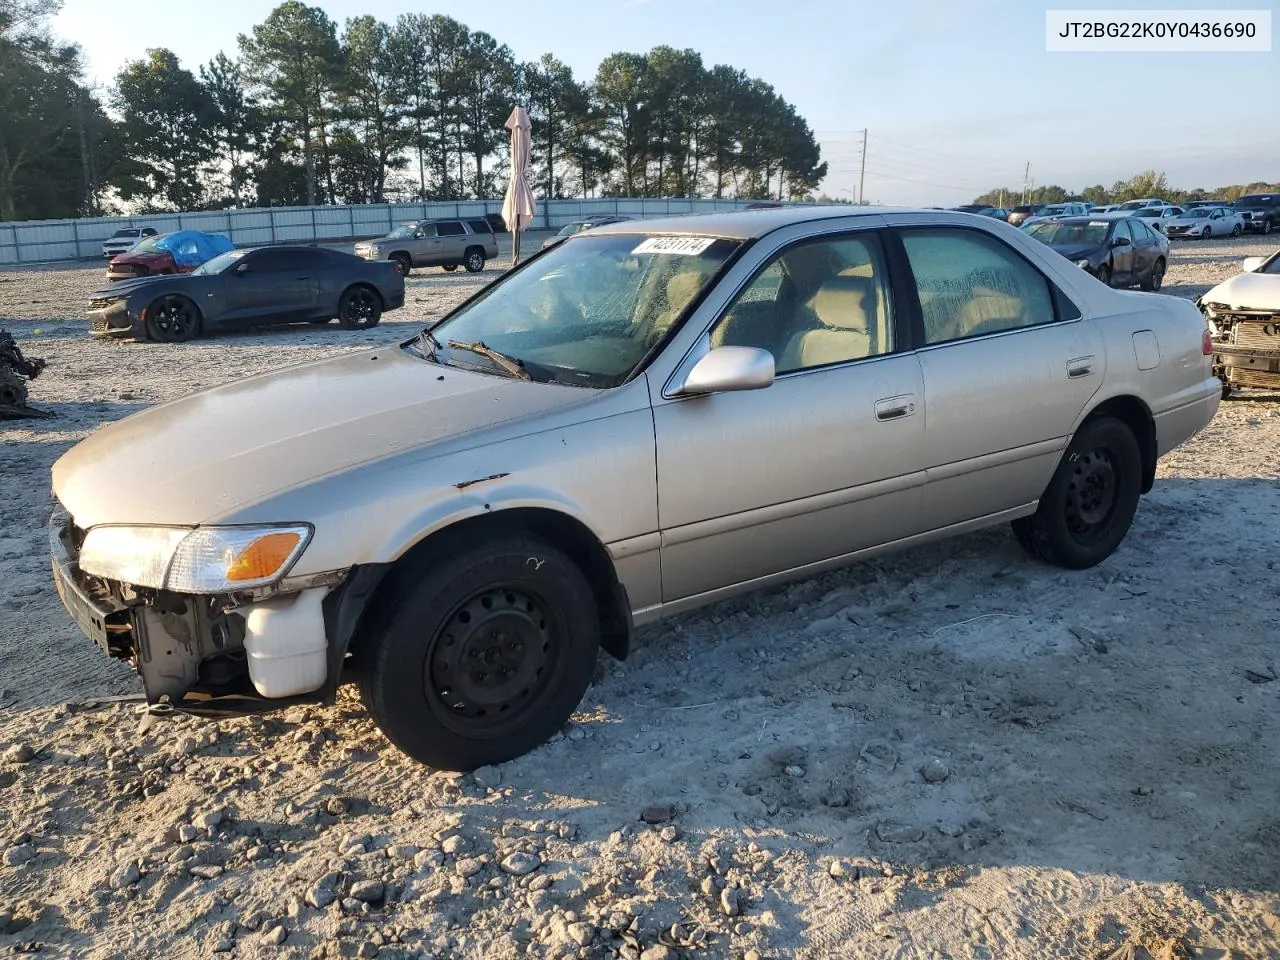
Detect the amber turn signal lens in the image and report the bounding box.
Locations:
[226,532,303,582]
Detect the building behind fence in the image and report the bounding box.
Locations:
[0,198,759,265]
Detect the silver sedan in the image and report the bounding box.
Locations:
[1164,206,1245,239]
[49,207,1222,769]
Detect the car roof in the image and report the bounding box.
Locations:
[587,205,972,241]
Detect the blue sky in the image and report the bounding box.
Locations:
[54,0,1279,205]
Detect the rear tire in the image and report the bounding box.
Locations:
[357,535,600,770]
[1010,415,1142,570]
[337,285,382,330]
[464,248,486,273]
[1140,257,1165,292]
[442,264,458,272]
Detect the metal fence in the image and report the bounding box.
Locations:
[0,198,757,265]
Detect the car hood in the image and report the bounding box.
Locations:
[1201,271,1280,312]
[91,274,195,299]
[52,346,599,528]
[111,251,173,266]
[1166,215,1207,225]
[1043,243,1103,261]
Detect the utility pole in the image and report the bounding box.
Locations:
[858,128,868,205]
[1021,161,1030,205]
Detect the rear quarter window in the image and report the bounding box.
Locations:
[467,219,492,234]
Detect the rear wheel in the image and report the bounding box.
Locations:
[337,285,382,330]
[464,248,486,273]
[357,535,600,769]
[391,253,411,277]
[442,264,458,272]
[144,295,201,343]
[1010,415,1142,569]
[1140,257,1165,292]
[1095,264,1112,287]
[1231,224,1241,237]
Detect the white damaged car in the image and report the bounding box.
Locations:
[1198,250,1280,396]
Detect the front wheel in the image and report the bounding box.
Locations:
[391,253,412,277]
[144,295,201,342]
[1095,264,1112,287]
[1010,415,1142,569]
[337,285,382,330]
[1140,257,1165,292]
[357,535,600,770]
[464,248,486,273]
[442,264,458,272]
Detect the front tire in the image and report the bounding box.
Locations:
[358,535,600,770]
[144,295,201,342]
[442,264,458,272]
[337,285,382,330]
[1010,415,1142,570]
[391,253,412,277]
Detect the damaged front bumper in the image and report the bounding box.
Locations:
[48,504,386,718]
[86,299,140,339]
[1202,305,1280,389]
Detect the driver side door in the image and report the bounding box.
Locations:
[1109,220,1135,284]
[222,250,317,324]
[650,230,926,603]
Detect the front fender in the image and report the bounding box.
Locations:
[371,481,608,565]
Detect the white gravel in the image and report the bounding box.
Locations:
[1,234,1279,959]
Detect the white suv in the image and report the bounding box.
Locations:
[101,226,158,259]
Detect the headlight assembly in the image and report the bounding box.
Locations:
[1074,259,1092,268]
[78,523,312,593]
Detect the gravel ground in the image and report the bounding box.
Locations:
[1,233,1278,959]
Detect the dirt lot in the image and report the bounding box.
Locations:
[1,234,1278,960]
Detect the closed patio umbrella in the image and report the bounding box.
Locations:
[502,106,537,266]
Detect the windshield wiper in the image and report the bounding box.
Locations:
[446,339,531,380]
[418,328,441,358]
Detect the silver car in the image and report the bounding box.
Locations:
[354,217,499,276]
[1164,206,1245,240]
[49,207,1221,769]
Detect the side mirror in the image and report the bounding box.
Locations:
[412,231,425,239]
[673,346,775,396]
[234,262,250,275]
[1112,236,1130,247]
[1242,256,1265,273]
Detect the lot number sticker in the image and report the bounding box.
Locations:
[631,236,717,256]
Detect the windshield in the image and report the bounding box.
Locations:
[111,229,138,239]
[1118,200,1148,210]
[385,224,418,239]
[1039,205,1068,215]
[192,249,247,275]
[556,222,591,238]
[1236,195,1273,207]
[422,233,741,388]
[1026,221,1109,246]
[131,236,163,254]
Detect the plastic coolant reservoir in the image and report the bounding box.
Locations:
[242,588,329,698]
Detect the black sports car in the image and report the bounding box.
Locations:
[87,245,406,342]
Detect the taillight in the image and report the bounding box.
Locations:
[1202,329,1213,355]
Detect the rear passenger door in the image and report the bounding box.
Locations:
[1109,220,1135,284]
[435,220,468,264]
[895,226,1105,531]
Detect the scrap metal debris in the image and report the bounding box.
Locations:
[0,329,53,419]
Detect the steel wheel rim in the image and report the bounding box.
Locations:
[424,585,560,737]
[154,298,194,339]
[1065,448,1118,543]
[467,252,483,271]
[344,289,376,324]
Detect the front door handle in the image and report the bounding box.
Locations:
[1067,356,1095,379]
[875,394,917,421]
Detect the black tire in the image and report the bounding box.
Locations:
[442,264,459,272]
[1010,415,1142,570]
[144,295,201,343]
[1140,257,1165,292]
[464,248,486,273]
[1264,218,1273,236]
[358,534,600,770]
[1095,264,1112,287]
[337,285,382,330]
[1221,379,1234,400]
[1231,224,1242,237]
[391,253,412,277]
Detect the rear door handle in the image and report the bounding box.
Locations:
[875,394,917,421]
[1067,356,1095,379]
